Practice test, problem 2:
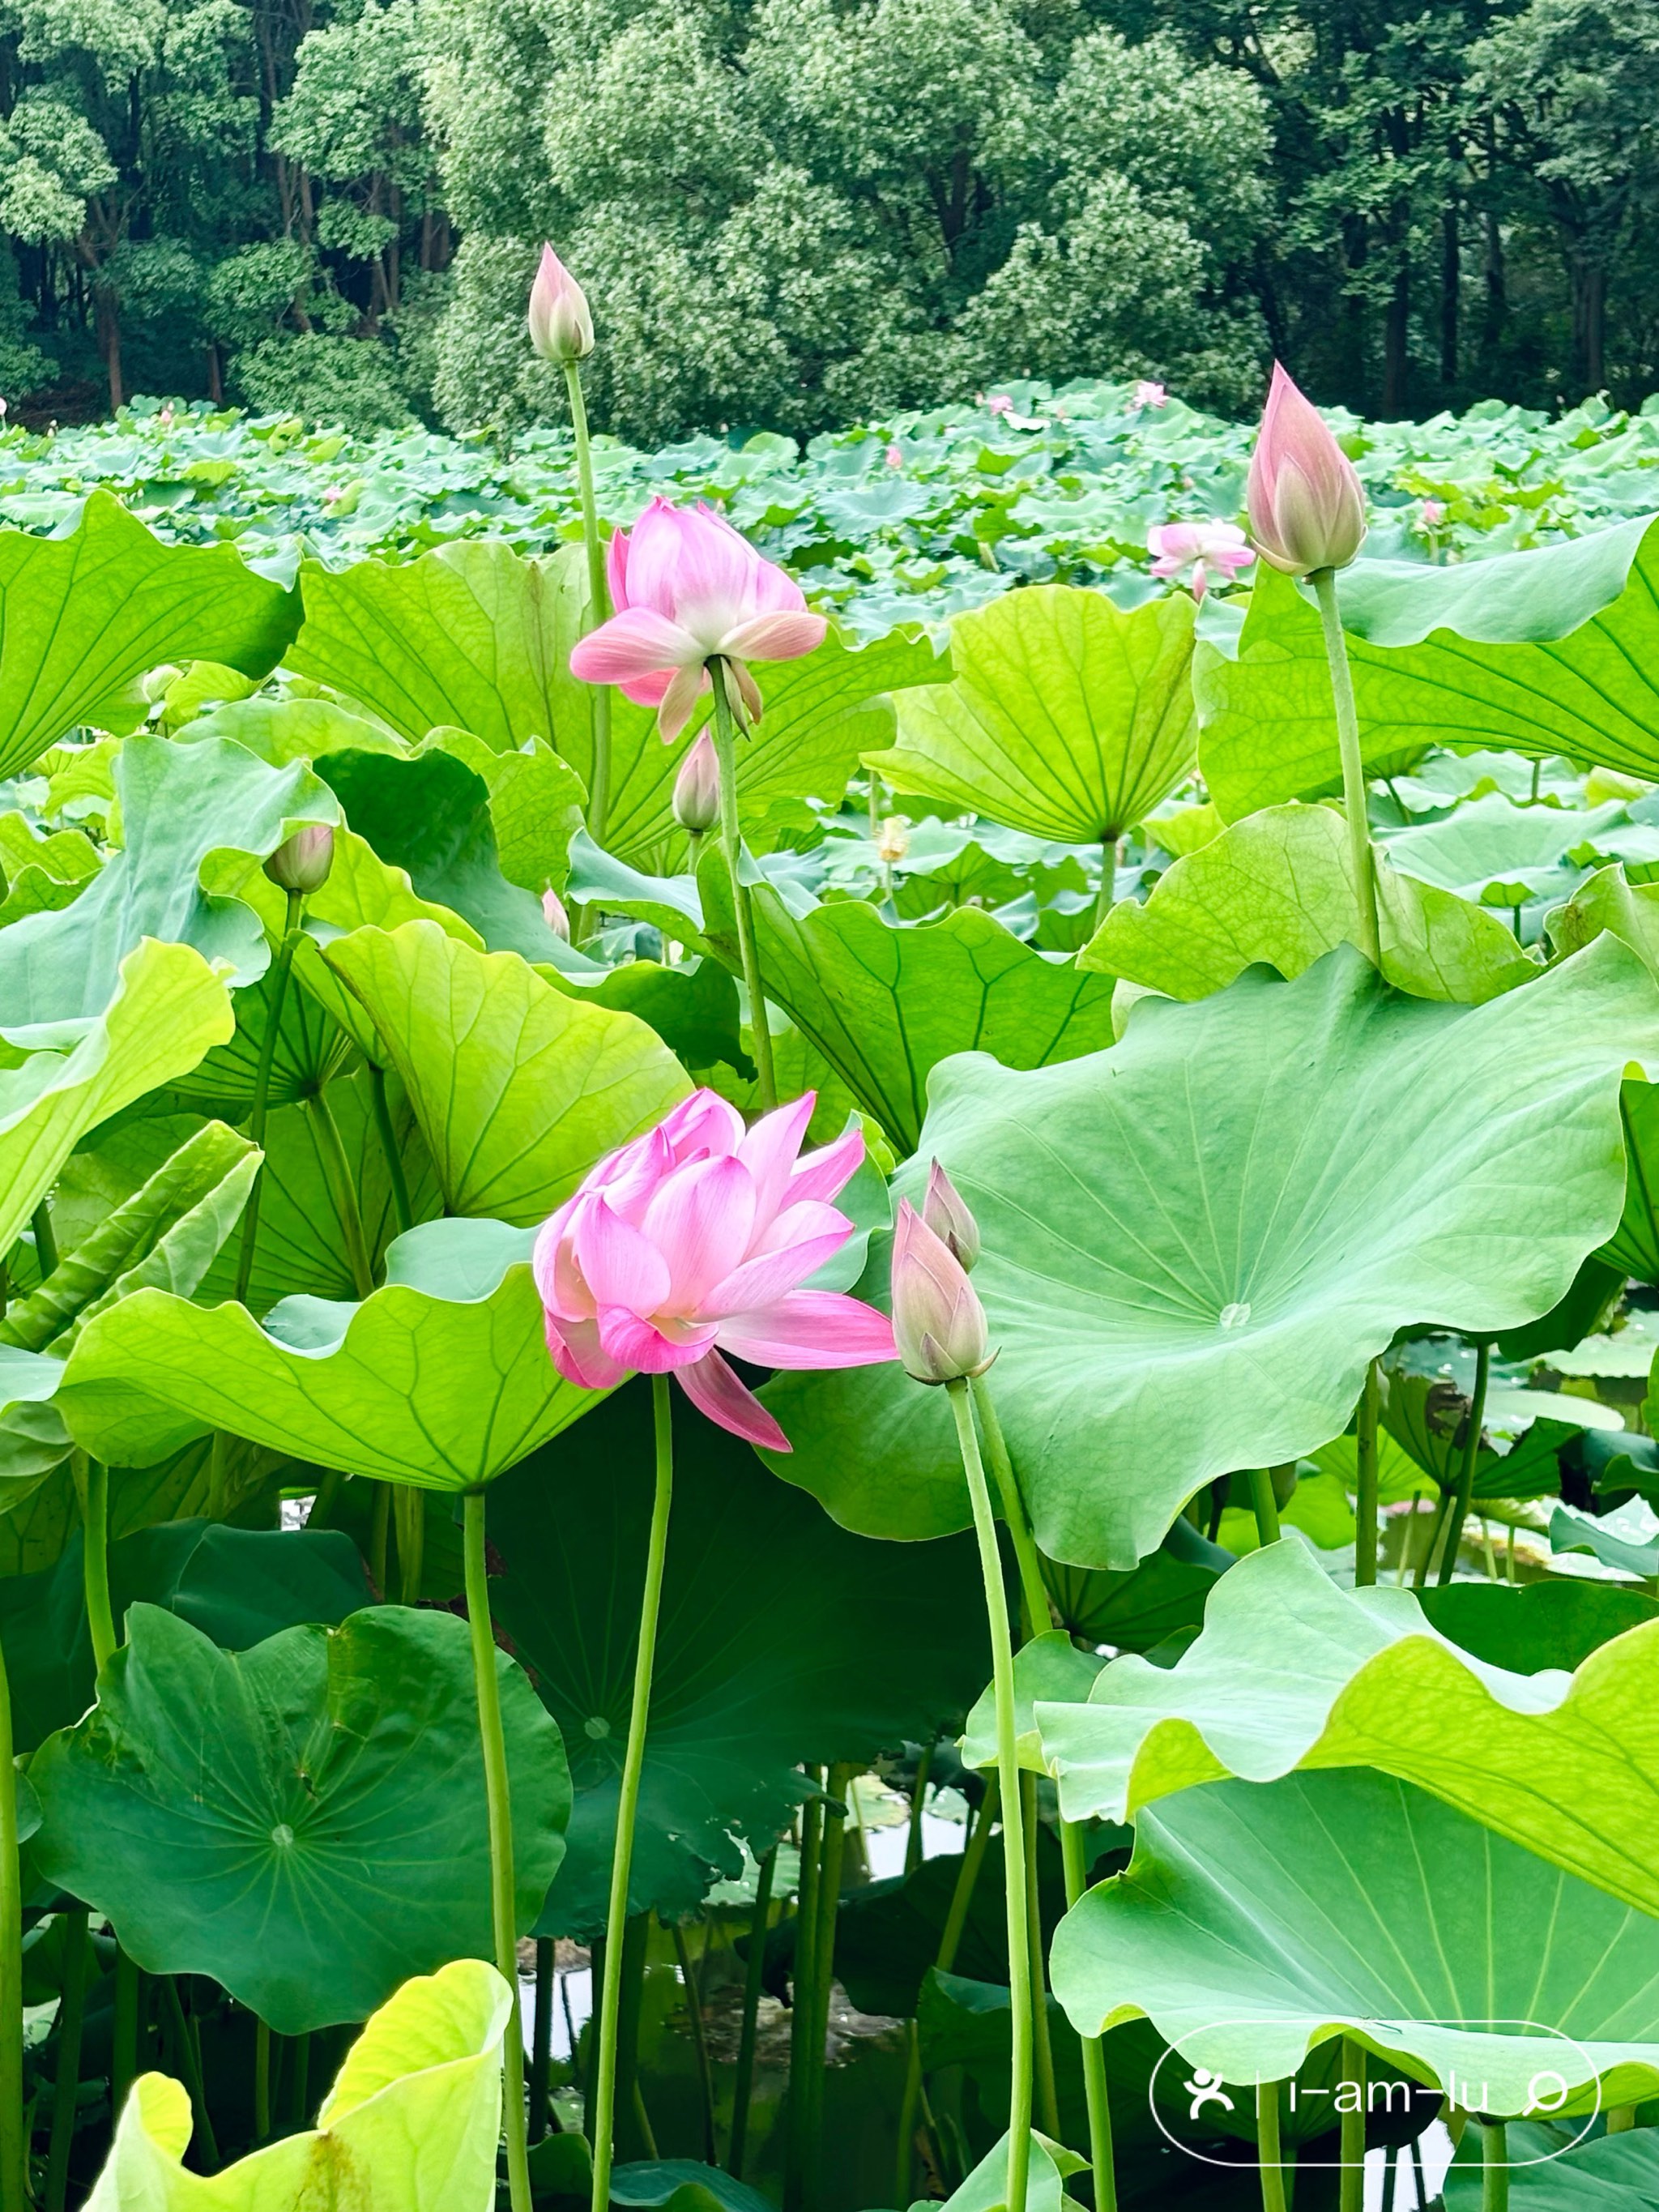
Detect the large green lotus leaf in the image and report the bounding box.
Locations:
[316,748,571,963]
[0,492,299,779]
[423,726,586,895]
[0,813,100,927]
[171,956,360,1114]
[700,869,1117,1154]
[1043,1517,1233,1655]
[85,1956,510,2210]
[182,694,404,763]
[1085,801,1535,1003]
[1052,1766,1659,2116]
[0,939,235,1258]
[0,1518,373,1753]
[31,1603,569,2031]
[868,584,1196,844]
[1420,1580,1659,1673]
[1032,1536,1659,1913]
[603,626,949,862]
[0,733,339,1021]
[0,1431,257,1578]
[1384,795,1657,915]
[764,936,1659,1565]
[323,921,689,1224]
[544,957,750,1082]
[484,1379,987,1937]
[56,1216,595,1487]
[1198,521,1659,819]
[1444,2125,1659,2210]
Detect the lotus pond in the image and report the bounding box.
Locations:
[2,371,1659,2212]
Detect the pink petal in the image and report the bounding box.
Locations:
[720,611,827,666]
[569,606,701,687]
[531,1198,582,1313]
[736,1092,816,1220]
[607,522,631,612]
[545,1313,628,1390]
[702,1228,852,1317]
[785,1125,866,1208]
[750,1199,851,1258]
[620,668,672,709]
[658,663,710,743]
[677,1348,791,1452]
[573,1196,672,1314]
[714,1290,898,1369]
[642,1153,757,1310]
[630,500,756,633]
[659,1090,746,1163]
[611,498,690,619]
[596,1305,717,1373]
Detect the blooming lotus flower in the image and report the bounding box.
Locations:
[891,1189,991,1386]
[1130,379,1168,410]
[1146,521,1256,604]
[532,1088,896,1450]
[672,730,720,834]
[527,244,594,365]
[567,497,825,743]
[1247,362,1367,576]
[885,442,903,469]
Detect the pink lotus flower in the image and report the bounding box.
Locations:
[532,1088,896,1450]
[1420,498,1447,527]
[1146,521,1256,603]
[541,886,570,939]
[1130,380,1168,411]
[885,442,904,469]
[527,243,594,365]
[1247,362,1367,576]
[986,394,1013,417]
[568,497,825,743]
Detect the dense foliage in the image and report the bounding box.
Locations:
[1,0,1657,439]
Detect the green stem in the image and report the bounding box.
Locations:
[463,1489,532,2212]
[1354,1360,1381,1587]
[970,1372,1047,1639]
[233,889,304,1305]
[1414,1488,1451,1591]
[254,2017,271,2142]
[1021,1771,1058,2140]
[1256,2080,1288,2212]
[307,1467,345,1531]
[672,1921,719,2165]
[727,1843,775,2179]
[564,358,612,852]
[307,1085,375,1297]
[287,2031,309,2132]
[31,1198,58,1279]
[616,1915,652,2160]
[0,1628,23,2212]
[45,1907,89,2212]
[708,660,777,1112]
[113,1949,139,2120]
[1059,1821,1115,2212]
[368,1064,413,1240]
[1338,2037,1365,2212]
[394,1484,425,1606]
[803,1766,853,2202]
[946,1377,1033,2212]
[1093,835,1120,933]
[785,1784,822,2212]
[898,1779,999,2206]
[82,1451,117,1674]
[905,1744,934,1879]
[590,1377,675,2212]
[161,1976,219,2167]
[1247,1467,1282,1548]
[1482,2120,1509,2212]
[1438,1340,1491,1587]
[1310,568,1380,969]
[528,1937,554,2143]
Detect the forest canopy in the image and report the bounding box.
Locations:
[0,0,1655,443]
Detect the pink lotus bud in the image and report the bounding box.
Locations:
[527,243,594,365]
[1247,363,1367,576]
[1130,380,1168,411]
[263,823,335,895]
[672,730,720,834]
[885,442,903,469]
[541,886,570,939]
[1420,498,1446,527]
[891,1194,991,1386]
[921,1160,979,1272]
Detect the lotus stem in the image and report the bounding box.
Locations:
[161,1975,219,2167]
[1248,1467,1283,1548]
[394,1484,425,1606]
[112,1949,139,2119]
[1438,1340,1491,1586]
[306,1083,375,1298]
[254,2017,271,2142]
[564,358,612,855]
[898,1774,999,2205]
[1339,2036,1366,2212]
[463,1487,533,2212]
[590,1376,675,2212]
[1021,1770,1059,2138]
[1059,1819,1117,2212]
[1482,2120,1509,2212]
[44,1907,89,2212]
[1414,1488,1451,1591]
[708,659,778,1112]
[969,1371,1047,1638]
[368,1064,413,1238]
[31,1198,58,1279]
[727,1842,776,2179]
[802,1765,854,2200]
[672,1919,719,2164]
[234,888,304,1305]
[1256,2079,1288,2212]
[0,1625,23,2212]
[79,1451,117,1674]
[1354,1360,1381,1586]
[1310,568,1380,970]
[947,1374,1033,2212]
[906,1744,933,1878]
[786,1781,824,2210]
[528,1937,554,2142]
[1094,835,1120,933]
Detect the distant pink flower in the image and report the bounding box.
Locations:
[568,497,825,742]
[1147,521,1256,602]
[527,243,594,365]
[1131,380,1168,410]
[1420,498,1447,527]
[986,394,1013,417]
[541,886,570,939]
[1247,362,1367,575]
[885,442,904,469]
[532,1088,896,1451]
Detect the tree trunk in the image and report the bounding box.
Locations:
[1439,200,1459,391]
[1383,265,1409,415]
[96,284,123,412]
[207,343,223,405]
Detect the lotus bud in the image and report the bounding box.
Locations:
[672,730,720,834]
[527,243,594,365]
[1246,362,1367,576]
[891,1195,992,1386]
[542,886,570,939]
[875,814,911,868]
[921,1160,979,1272]
[263,822,335,896]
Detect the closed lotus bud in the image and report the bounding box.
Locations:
[263,822,335,895]
[891,1196,991,1386]
[1246,362,1367,576]
[542,886,570,939]
[921,1159,979,1272]
[876,814,911,867]
[672,730,720,834]
[527,243,594,365]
